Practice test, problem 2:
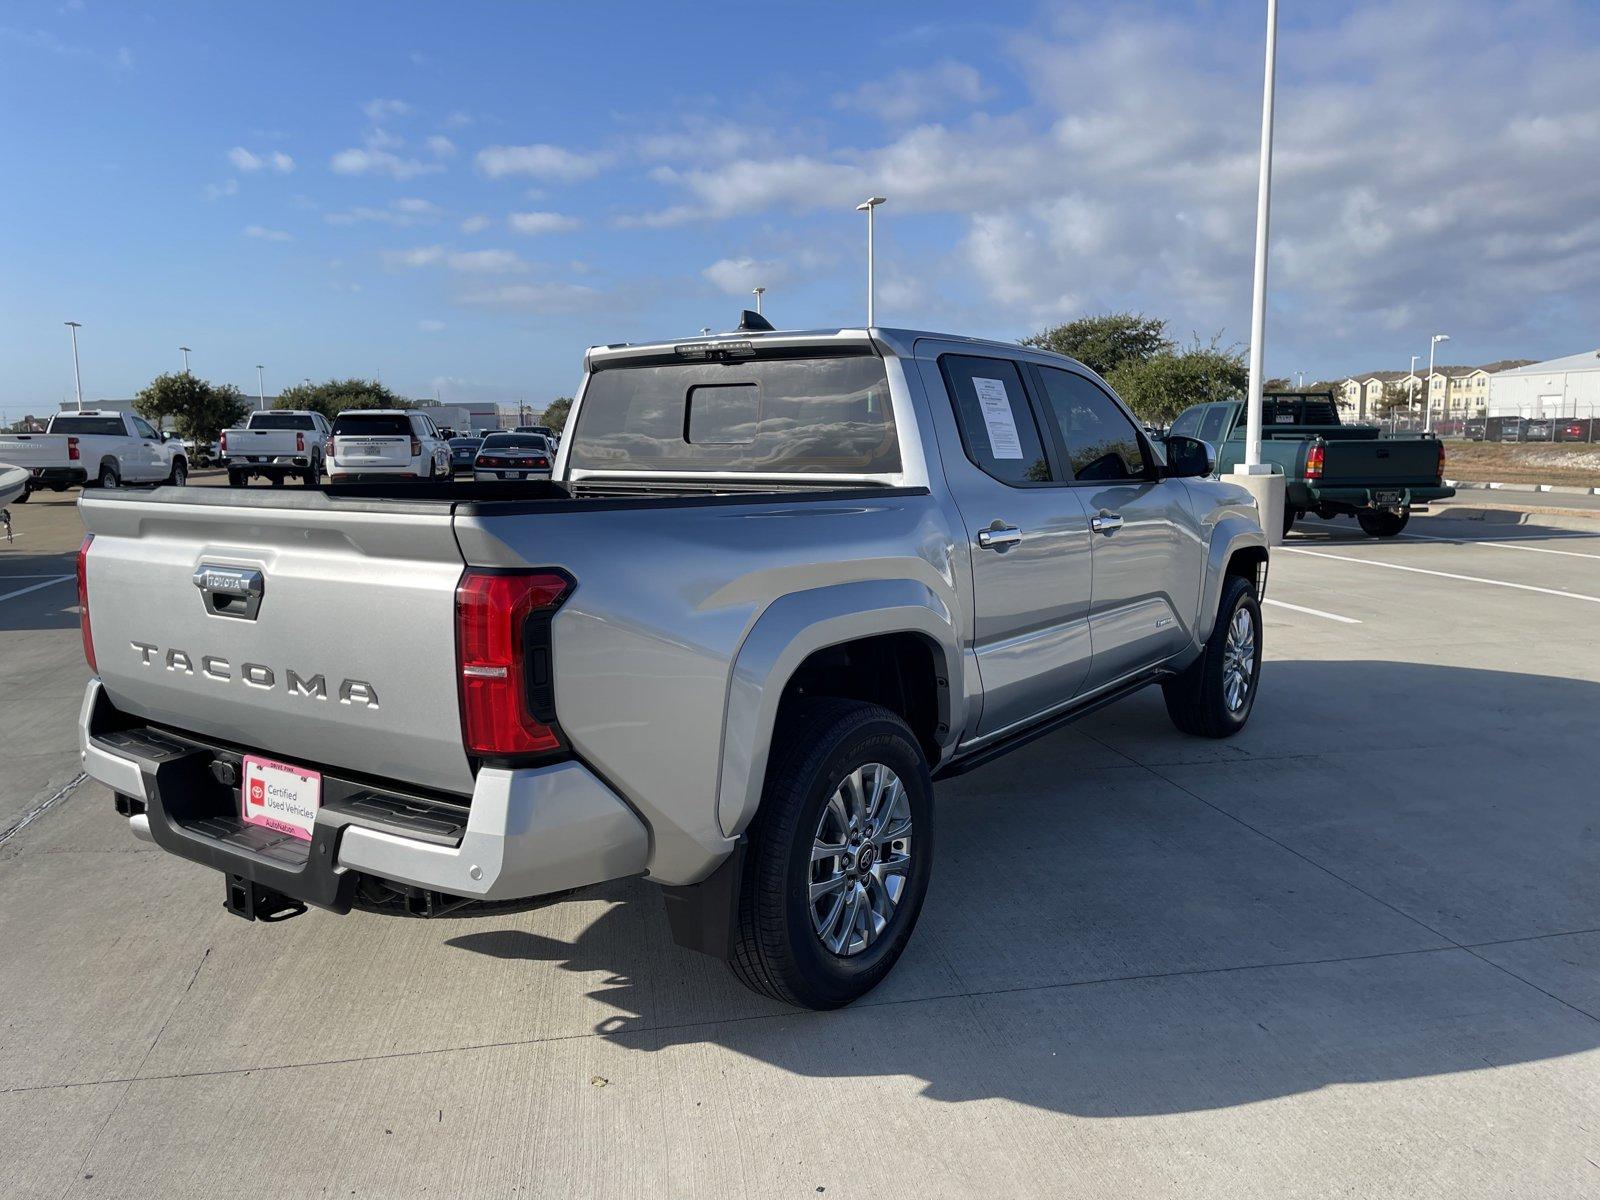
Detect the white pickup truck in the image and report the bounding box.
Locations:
[0,410,188,499]
[221,410,331,487]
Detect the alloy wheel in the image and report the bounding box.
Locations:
[809,763,914,957]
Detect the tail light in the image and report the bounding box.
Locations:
[219,431,229,454]
[533,456,549,468]
[455,569,571,757]
[296,432,305,452]
[410,435,422,456]
[1437,440,1446,475]
[474,455,490,468]
[1305,441,1325,481]
[77,534,96,672]
[67,436,80,462]
[324,437,334,458]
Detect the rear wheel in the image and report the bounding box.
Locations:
[269,472,285,488]
[97,462,120,489]
[227,469,246,487]
[1358,509,1409,537]
[1163,573,1261,738]
[1282,507,1298,538]
[729,699,934,1010]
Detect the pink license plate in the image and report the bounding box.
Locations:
[240,755,322,842]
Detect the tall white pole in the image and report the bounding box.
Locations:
[180,345,191,374]
[752,286,765,315]
[856,196,885,328]
[256,365,266,410]
[1426,334,1447,432]
[1242,0,1278,470]
[65,322,84,410]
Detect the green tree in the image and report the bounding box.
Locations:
[133,373,249,444]
[540,396,573,434]
[1022,313,1172,377]
[274,377,413,423]
[1104,337,1251,426]
[1376,379,1417,416]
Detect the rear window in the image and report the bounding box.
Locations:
[333,413,412,437]
[481,434,548,450]
[250,413,318,430]
[49,416,125,435]
[568,352,900,475]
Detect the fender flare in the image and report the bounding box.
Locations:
[1198,516,1268,638]
[715,578,961,841]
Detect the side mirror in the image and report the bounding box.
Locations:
[1163,435,1215,478]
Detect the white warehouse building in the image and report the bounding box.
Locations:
[1488,349,1600,418]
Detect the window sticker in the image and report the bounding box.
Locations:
[973,377,1024,459]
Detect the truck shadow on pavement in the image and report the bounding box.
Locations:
[448,659,1600,1118]
[0,551,81,633]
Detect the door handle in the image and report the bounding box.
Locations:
[977,524,1022,550]
[1091,513,1124,535]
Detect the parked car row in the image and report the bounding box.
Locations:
[1462,417,1598,443]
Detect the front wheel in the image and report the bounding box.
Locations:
[1358,509,1409,537]
[1163,573,1262,738]
[167,459,187,487]
[729,699,934,1009]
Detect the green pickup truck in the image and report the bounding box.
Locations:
[1168,393,1454,538]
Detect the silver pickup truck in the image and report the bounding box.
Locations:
[76,325,1267,1009]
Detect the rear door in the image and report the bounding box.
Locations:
[1031,365,1206,691]
[332,413,414,471]
[917,349,1095,738]
[80,490,475,794]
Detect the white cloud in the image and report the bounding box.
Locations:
[702,256,788,296]
[362,98,411,122]
[834,61,992,123]
[426,134,456,158]
[447,248,526,274]
[382,245,447,267]
[330,146,443,180]
[418,319,447,333]
[325,198,443,227]
[475,143,608,181]
[202,179,239,201]
[459,214,491,234]
[456,281,600,313]
[508,211,581,235]
[244,225,293,242]
[229,146,294,173]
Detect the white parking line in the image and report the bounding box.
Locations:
[0,575,72,604]
[1401,530,1600,561]
[1281,547,1600,605]
[1262,598,1362,624]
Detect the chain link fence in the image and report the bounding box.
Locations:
[1357,403,1600,443]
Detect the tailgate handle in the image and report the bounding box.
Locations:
[194,564,265,620]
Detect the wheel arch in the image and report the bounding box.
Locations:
[1198,517,1268,638]
[716,579,961,842]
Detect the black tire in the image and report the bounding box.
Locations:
[227,469,247,488]
[167,458,187,486]
[729,699,934,1010]
[97,462,120,489]
[1283,507,1298,539]
[269,472,285,488]
[1358,509,1409,537]
[12,486,28,504]
[1162,573,1262,739]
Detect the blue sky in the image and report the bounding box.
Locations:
[4,0,1599,419]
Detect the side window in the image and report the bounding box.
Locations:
[938,355,1052,484]
[1035,367,1150,483]
[1198,404,1232,446]
[132,415,159,439]
[1168,405,1206,440]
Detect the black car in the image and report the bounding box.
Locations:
[449,437,484,473]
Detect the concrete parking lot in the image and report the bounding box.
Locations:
[2,482,1597,1198]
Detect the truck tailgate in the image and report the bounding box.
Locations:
[79,490,474,795]
[0,434,70,470]
[1322,438,1442,486]
[225,429,303,458]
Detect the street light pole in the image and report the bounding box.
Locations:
[180,346,192,374]
[752,286,765,316]
[1427,333,1449,433]
[64,321,84,410]
[256,365,266,410]
[1241,0,1278,472]
[855,196,886,327]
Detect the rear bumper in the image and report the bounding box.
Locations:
[30,467,88,486]
[1291,484,1455,510]
[472,469,552,482]
[228,456,309,469]
[78,679,650,911]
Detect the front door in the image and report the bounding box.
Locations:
[129,415,165,480]
[1031,365,1206,691]
[918,351,1095,738]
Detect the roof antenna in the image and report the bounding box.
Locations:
[737,309,775,332]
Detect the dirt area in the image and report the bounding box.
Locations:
[1442,441,1600,487]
